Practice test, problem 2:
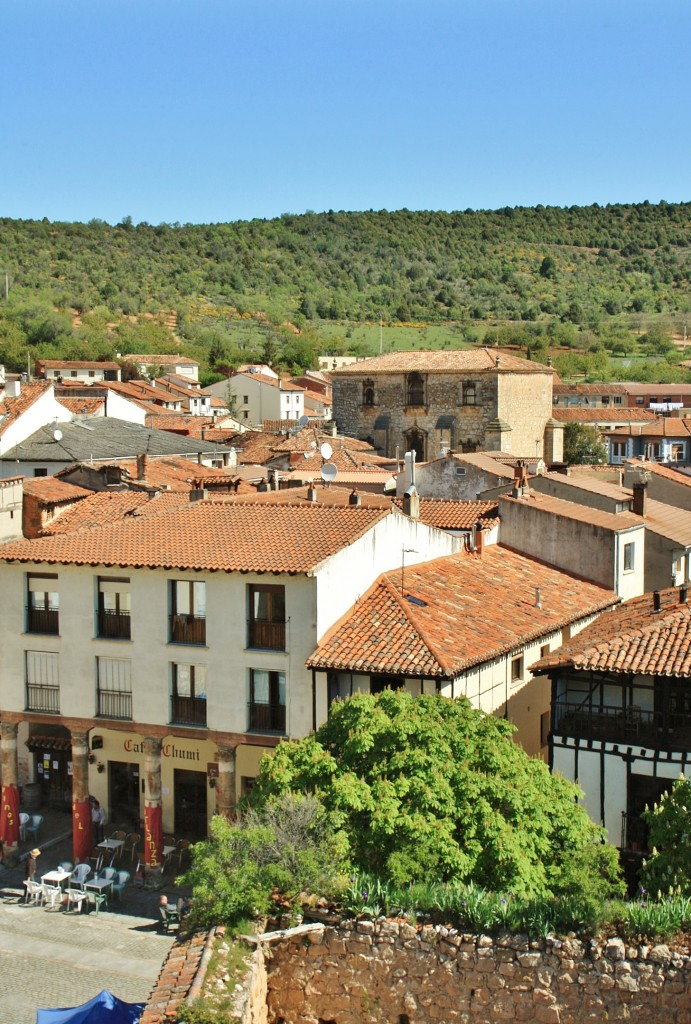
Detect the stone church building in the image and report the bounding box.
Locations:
[331,348,563,463]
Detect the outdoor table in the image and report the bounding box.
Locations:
[97,838,124,853]
[41,868,72,887]
[85,877,113,895]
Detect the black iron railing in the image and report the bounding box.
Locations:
[97,690,132,720]
[171,695,207,727]
[26,684,60,713]
[170,614,206,645]
[248,701,286,733]
[98,608,131,640]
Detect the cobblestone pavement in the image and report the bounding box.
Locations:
[0,884,175,1024]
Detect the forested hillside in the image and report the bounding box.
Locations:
[0,202,689,380]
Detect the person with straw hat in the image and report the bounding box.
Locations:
[26,848,40,881]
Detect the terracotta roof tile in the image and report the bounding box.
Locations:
[331,349,554,375]
[56,397,106,415]
[533,586,691,677]
[125,354,199,366]
[392,498,499,530]
[553,383,629,395]
[605,418,691,438]
[23,477,92,504]
[0,503,390,574]
[308,547,617,677]
[624,460,691,486]
[0,381,52,437]
[37,360,120,371]
[551,408,656,423]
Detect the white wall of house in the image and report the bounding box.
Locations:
[0,477,23,543]
[103,390,148,424]
[499,498,645,599]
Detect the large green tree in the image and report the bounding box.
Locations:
[642,776,691,894]
[251,691,622,898]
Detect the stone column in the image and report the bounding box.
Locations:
[215,745,237,820]
[142,737,164,888]
[71,730,92,865]
[0,723,20,865]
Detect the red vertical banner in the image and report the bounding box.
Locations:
[0,784,20,846]
[72,798,92,864]
[144,803,163,868]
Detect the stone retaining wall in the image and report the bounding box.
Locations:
[264,918,691,1024]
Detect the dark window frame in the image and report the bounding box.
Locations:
[248,668,286,732]
[248,583,286,650]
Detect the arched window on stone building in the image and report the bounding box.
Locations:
[362,379,376,406]
[406,372,425,407]
[461,381,478,406]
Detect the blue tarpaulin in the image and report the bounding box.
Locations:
[36,990,144,1024]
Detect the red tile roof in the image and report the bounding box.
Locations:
[553,383,629,396]
[0,381,52,437]
[36,360,120,371]
[624,460,691,487]
[56,397,106,415]
[125,354,199,367]
[221,484,393,509]
[308,547,618,677]
[23,477,92,505]
[331,349,554,375]
[0,503,391,574]
[606,418,691,438]
[551,408,656,423]
[392,498,499,530]
[40,491,158,534]
[533,586,691,677]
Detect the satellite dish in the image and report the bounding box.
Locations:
[298,415,310,428]
[320,442,333,460]
[52,429,63,441]
[310,440,317,449]
[320,462,338,484]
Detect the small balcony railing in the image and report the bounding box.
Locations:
[171,695,207,727]
[554,698,691,751]
[170,614,206,645]
[248,701,286,733]
[97,690,132,720]
[26,606,59,634]
[247,619,286,651]
[26,684,60,713]
[98,608,131,640]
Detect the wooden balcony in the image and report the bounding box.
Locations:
[171,695,207,727]
[247,619,286,651]
[170,614,206,645]
[554,698,691,751]
[26,684,60,714]
[26,606,59,634]
[248,701,286,733]
[98,608,131,640]
[97,690,132,720]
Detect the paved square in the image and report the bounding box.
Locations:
[0,886,174,1024]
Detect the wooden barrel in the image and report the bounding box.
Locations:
[22,782,43,812]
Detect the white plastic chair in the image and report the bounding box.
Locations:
[98,866,117,883]
[111,871,130,901]
[41,883,63,911]
[66,888,88,913]
[23,879,43,905]
[19,813,30,842]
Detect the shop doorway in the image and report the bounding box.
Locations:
[28,731,72,811]
[174,769,208,839]
[108,761,140,829]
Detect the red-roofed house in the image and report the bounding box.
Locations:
[534,586,691,849]
[0,502,459,864]
[203,372,305,427]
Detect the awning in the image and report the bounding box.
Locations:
[26,735,72,752]
[373,415,390,429]
[435,415,456,429]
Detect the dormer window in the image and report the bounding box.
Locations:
[406,372,425,406]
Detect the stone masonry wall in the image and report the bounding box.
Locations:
[265,918,691,1024]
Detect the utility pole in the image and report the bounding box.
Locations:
[379,313,383,355]
[4,272,8,300]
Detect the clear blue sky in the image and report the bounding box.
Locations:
[3,0,688,225]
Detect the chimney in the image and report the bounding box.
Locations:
[136,454,147,480]
[632,481,648,517]
[272,470,280,491]
[402,485,419,520]
[475,522,485,557]
[653,590,661,612]
[348,489,361,506]
[680,585,688,604]
[512,460,529,497]
[5,379,20,398]
[306,483,317,502]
